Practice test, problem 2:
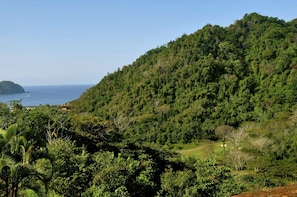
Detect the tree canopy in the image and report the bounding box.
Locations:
[71,13,297,145]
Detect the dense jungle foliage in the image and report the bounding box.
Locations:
[1,13,297,196]
[0,103,245,196]
[72,13,297,145]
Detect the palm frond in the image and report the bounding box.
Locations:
[6,124,18,140]
[0,154,16,171]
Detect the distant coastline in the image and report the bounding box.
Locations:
[0,84,93,106]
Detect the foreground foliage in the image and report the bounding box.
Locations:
[0,104,244,196]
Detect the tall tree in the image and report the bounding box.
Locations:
[215,125,234,155]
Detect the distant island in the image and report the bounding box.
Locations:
[0,81,25,94]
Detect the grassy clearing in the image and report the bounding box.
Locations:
[175,140,227,160]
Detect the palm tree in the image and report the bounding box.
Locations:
[0,155,15,197]
[0,124,52,197]
[0,125,18,197]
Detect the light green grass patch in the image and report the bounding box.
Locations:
[176,140,227,160]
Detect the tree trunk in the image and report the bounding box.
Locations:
[223,139,226,155]
[5,177,9,197]
[12,175,19,197]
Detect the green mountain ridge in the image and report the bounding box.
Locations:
[0,81,25,94]
[72,13,297,145]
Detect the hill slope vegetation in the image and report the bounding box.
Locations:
[72,13,297,145]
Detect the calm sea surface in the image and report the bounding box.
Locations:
[0,84,94,106]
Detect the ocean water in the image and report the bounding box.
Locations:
[0,84,94,106]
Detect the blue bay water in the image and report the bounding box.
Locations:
[0,84,94,106]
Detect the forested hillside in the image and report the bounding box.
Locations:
[72,13,297,145]
[2,13,297,196]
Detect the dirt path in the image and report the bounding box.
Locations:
[177,146,202,154]
[233,184,297,196]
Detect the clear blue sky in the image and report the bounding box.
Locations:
[1,0,296,86]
